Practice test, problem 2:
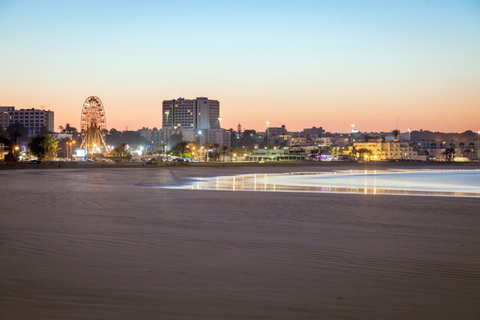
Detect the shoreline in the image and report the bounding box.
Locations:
[1,165,479,319]
[1,159,479,172]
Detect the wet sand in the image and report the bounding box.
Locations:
[1,166,479,319]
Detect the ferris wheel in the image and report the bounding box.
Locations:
[80,96,108,155]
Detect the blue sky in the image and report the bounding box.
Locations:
[1,0,479,132]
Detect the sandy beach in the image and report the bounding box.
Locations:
[1,164,479,319]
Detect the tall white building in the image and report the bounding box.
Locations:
[5,107,54,136]
[162,97,220,131]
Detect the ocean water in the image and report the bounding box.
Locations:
[175,169,480,197]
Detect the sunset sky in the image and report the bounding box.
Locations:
[1,0,479,133]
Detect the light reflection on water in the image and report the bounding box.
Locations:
[169,169,480,198]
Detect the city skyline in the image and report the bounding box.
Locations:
[1,0,479,133]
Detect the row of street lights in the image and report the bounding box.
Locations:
[66,140,76,160]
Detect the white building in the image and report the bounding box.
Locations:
[138,127,162,146]
[162,97,220,131]
[162,97,228,147]
[348,141,426,161]
[412,140,480,160]
[5,107,54,136]
[198,129,230,148]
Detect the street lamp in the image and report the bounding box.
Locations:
[197,130,202,157]
[164,110,170,160]
[266,121,270,161]
[67,141,75,160]
[408,128,411,141]
[71,140,76,160]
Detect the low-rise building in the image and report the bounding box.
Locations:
[246,148,307,161]
[138,127,162,147]
[289,137,307,146]
[315,137,332,147]
[412,140,479,160]
[269,124,288,136]
[346,141,426,161]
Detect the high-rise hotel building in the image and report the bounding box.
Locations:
[162,97,220,131]
[0,106,54,136]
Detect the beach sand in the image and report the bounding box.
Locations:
[1,165,479,319]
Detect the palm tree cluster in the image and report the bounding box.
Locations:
[443,147,456,162]
[58,123,78,134]
[28,134,61,160]
[39,134,60,160]
[112,143,130,160]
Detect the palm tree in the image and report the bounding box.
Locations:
[356,148,372,161]
[113,143,128,159]
[59,123,78,134]
[213,143,220,161]
[442,147,456,162]
[350,146,357,160]
[222,145,229,162]
[40,134,59,160]
[331,146,341,160]
[178,141,189,158]
[321,146,332,154]
[204,142,213,162]
[392,129,400,140]
[7,123,28,147]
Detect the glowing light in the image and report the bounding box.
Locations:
[76,149,86,158]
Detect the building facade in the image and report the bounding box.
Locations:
[162,97,220,131]
[0,106,15,130]
[246,148,307,162]
[138,127,162,146]
[163,97,226,147]
[346,141,426,161]
[412,140,480,160]
[4,107,54,136]
[269,125,288,136]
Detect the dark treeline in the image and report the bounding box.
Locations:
[105,129,148,149]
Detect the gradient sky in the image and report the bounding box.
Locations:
[1,0,479,133]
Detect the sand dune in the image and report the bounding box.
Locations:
[1,166,479,319]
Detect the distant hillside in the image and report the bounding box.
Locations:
[411,130,477,141]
